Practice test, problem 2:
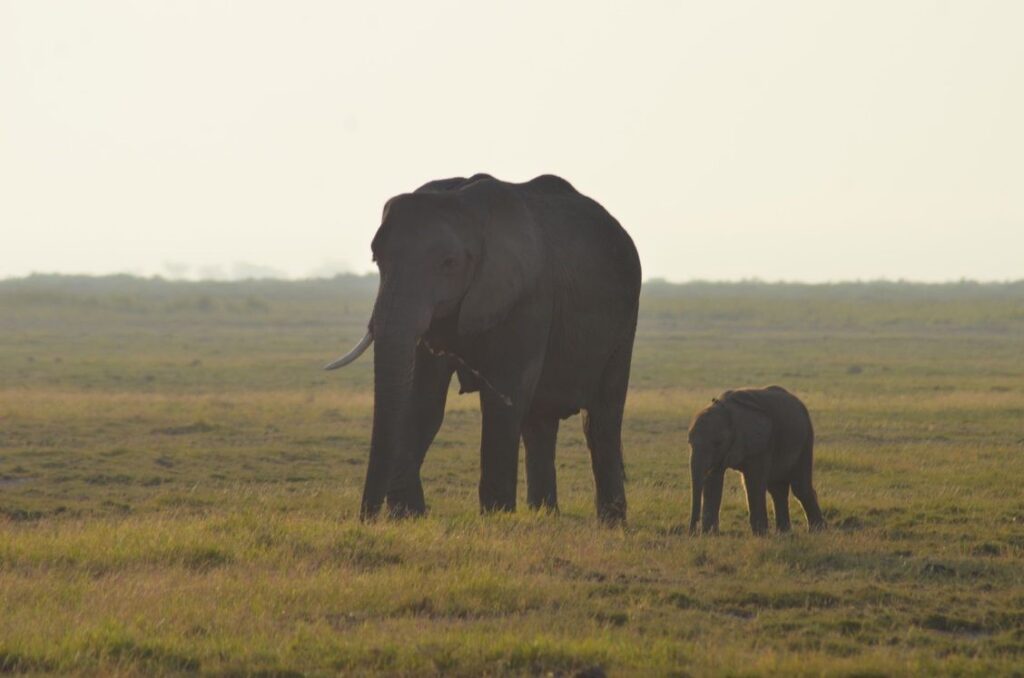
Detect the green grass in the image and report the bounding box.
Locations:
[1,275,1023,675]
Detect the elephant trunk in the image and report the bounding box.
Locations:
[701,469,725,535]
[689,454,703,535]
[360,332,416,519]
[360,282,433,520]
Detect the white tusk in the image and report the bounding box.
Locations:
[324,331,373,370]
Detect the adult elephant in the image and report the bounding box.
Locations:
[326,174,641,523]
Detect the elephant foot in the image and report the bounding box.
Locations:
[690,522,721,536]
[359,498,385,522]
[479,482,517,514]
[809,520,828,532]
[386,502,426,520]
[385,486,427,519]
[479,498,516,514]
[526,498,560,515]
[596,498,627,526]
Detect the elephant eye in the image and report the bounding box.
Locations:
[441,256,457,270]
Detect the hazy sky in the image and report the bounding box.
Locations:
[2,1,1022,282]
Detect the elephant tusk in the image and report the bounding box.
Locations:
[324,331,373,370]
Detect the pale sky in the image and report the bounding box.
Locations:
[2,1,1022,282]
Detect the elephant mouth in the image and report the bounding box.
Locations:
[434,296,461,317]
[704,459,728,478]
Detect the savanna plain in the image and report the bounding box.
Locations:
[1,276,1023,676]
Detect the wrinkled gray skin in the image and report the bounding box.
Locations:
[327,174,641,524]
[688,386,826,536]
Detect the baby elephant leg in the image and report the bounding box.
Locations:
[742,469,770,536]
[791,471,826,531]
[768,481,791,533]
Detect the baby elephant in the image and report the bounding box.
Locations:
[688,386,826,536]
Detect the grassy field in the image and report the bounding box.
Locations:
[1,275,1023,676]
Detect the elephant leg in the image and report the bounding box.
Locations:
[791,470,826,532]
[742,468,770,536]
[522,412,559,512]
[582,340,634,524]
[385,344,453,517]
[582,406,626,524]
[768,481,791,533]
[478,389,529,513]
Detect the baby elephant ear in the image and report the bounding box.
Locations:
[457,182,543,335]
[724,400,773,467]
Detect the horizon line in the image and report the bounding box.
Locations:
[1,272,1022,287]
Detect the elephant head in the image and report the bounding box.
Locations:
[688,393,773,534]
[325,179,543,519]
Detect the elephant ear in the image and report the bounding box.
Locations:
[724,395,773,467]
[456,180,544,335]
[370,196,401,260]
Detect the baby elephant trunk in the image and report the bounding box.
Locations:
[690,452,724,535]
[689,455,702,534]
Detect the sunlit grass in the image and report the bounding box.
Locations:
[1,278,1023,674]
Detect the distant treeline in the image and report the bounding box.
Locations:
[3,274,1022,333]
[1,273,1021,305]
[0,273,377,301]
[641,277,1024,301]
